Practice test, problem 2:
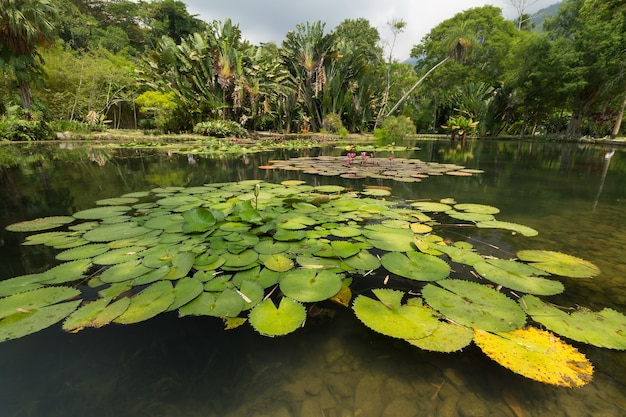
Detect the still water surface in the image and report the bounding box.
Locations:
[0,139,625,417]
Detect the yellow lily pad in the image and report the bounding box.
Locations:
[474,327,593,387]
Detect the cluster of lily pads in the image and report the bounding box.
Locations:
[3,180,626,387]
[261,156,482,182]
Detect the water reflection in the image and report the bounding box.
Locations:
[0,139,625,416]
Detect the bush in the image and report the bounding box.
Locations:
[193,120,248,138]
[374,116,415,142]
[322,113,345,133]
[0,106,54,141]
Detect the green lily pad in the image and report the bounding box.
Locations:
[56,243,110,261]
[445,210,495,222]
[114,281,175,324]
[381,252,449,281]
[0,273,49,297]
[182,208,217,233]
[432,244,484,266]
[352,289,439,339]
[279,269,343,302]
[453,203,500,214]
[363,227,415,252]
[100,260,154,283]
[422,280,526,332]
[342,251,381,271]
[248,297,306,336]
[96,197,139,206]
[83,223,152,242]
[520,295,626,349]
[222,249,258,268]
[407,320,474,352]
[73,206,132,220]
[476,220,538,237]
[92,246,145,265]
[254,240,290,255]
[263,253,294,272]
[63,297,130,332]
[166,277,204,311]
[273,229,307,241]
[0,286,81,319]
[314,185,345,193]
[516,250,600,278]
[6,216,75,232]
[409,202,452,212]
[179,289,244,318]
[474,259,564,295]
[40,259,92,284]
[0,300,81,342]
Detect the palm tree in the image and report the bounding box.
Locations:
[0,0,58,109]
[385,37,471,118]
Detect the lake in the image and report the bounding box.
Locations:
[0,138,625,417]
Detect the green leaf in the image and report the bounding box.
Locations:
[516,250,600,278]
[263,253,294,272]
[0,301,81,342]
[381,252,449,281]
[352,289,439,340]
[182,208,217,233]
[6,216,75,232]
[63,297,130,332]
[422,280,526,332]
[114,281,175,324]
[279,269,343,302]
[475,220,538,237]
[248,297,306,336]
[520,295,626,349]
[474,260,564,295]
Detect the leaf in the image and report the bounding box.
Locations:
[63,297,130,332]
[0,301,81,342]
[166,277,204,311]
[56,243,110,261]
[407,320,474,352]
[248,297,306,337]
[263,253,294,272]
[182,208,216,233]
[474,327,593,387]
[0,286,81,319]
[352,289,439,339]
[6,216,75,232]
[520,295,626,349]
[476,220,538,237]
[279,269,343,302]
[100,260,154,283]
[114,281,175,324]
[474,260,564,296]
[381,252,449,281]
[516,250,600,278]
[422,280,526,332]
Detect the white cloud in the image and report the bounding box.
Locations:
[183,0,557,60]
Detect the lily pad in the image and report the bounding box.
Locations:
[279,269,343,302]
[474,327,593,387]
[476,220,538,237]
[0,300,81,342]
[6,216,75,232]
[63,297,130,332]
[73,206,132,220]
[381,252,449,281]
[352,289,439,339]
[516,250,600,278]
[114,281,175,324]
[422,280,526,332]
[520,295,626,349]
[263,253,294,272]
[56,243,110,261]
[474,260,564,295]
[407,320,474,352]
[248,297,306,337]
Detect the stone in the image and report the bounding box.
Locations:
[382,398,418,417]
[354,374,384,417]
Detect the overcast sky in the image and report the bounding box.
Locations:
[182,0,558,60]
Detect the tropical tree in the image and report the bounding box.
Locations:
[281,21,336,132]
[545,0,626,137]
[0,0,58,109]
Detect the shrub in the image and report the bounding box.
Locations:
[0,106,54,141]
[193,120,248,138]
[374,116,415,142]
[322,113,345,133]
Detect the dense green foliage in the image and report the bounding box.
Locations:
[0,0,624,140]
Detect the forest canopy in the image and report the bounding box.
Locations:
[0,0,624,138]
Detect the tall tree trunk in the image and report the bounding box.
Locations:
[385,56,450,119]
[612,91,626,138]
[19,80,32,110]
